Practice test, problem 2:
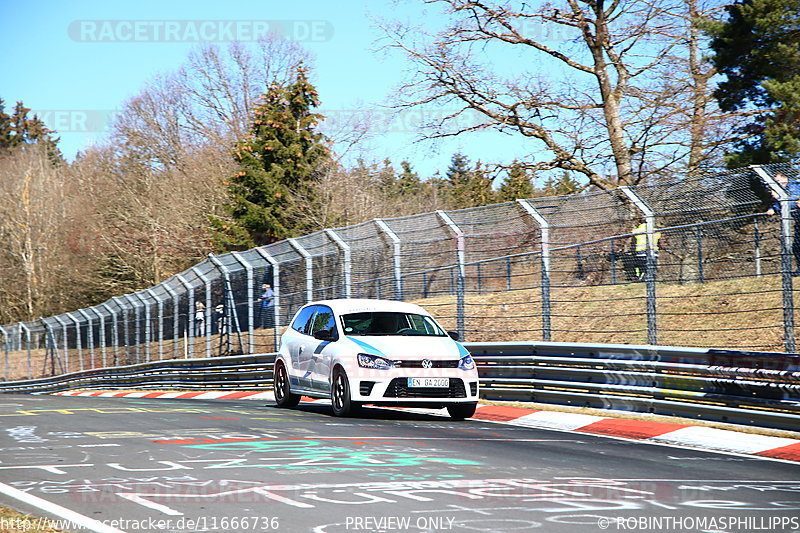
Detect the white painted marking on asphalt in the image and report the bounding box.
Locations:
[77,443,122,448]
[513,410,606,431]
[0,480,126,533]
[650,426,800,454]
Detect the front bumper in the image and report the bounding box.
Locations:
[348,367,480,403]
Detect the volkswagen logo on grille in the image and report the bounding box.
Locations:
[421,359,433,369]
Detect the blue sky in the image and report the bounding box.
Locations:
[0,0,529,178]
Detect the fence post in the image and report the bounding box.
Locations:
[0,325,7,380]
[76,309,95,369]
[41,319,58,376]
[753,165,795,352]
[101,302,119,365]
[610,238,617,284]
[122,294,142,363]
[288,238,313,303]
[325,229,352,299]
[135,292,153,363]
[375,219,403,300]
[162,281,180,360]
[191,266,213,358]
[92,307,107,368]
[52,315,69,373]
[232,252,256,354]
[436,211,466,340]
[517,200,552,342]
[696,227,704,283]
[175,274,195,358]
[111,296,130,362]
[66,313,83,371]
[209,254,245,356]
[146,289,164,361]
[620,186,658,345]
[19,323,31,379]
[255,248,281,351]
[754,217,762,277]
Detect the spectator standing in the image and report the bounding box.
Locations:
[194,301,206,337]
[631,220,662,281]
[257,283,275,328]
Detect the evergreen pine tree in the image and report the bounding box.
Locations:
[498,162,536,201]
[396,161,422,196]
[212,66,331,249]
[0,98,62,161]
[707,0,800,165]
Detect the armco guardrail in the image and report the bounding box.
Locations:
[1,342,798,431]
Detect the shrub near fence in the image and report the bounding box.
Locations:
[1,163,798,381]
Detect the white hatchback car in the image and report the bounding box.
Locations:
[273,299,480,419]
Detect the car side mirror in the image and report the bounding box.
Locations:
[447,331,460,341]
[313,329,334,341]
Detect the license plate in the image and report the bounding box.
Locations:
[407,378,449,388]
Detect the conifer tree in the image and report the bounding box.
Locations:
[0,99,62,161]
[498,162,536,201]
[212,66,331,249]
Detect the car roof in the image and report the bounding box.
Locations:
[302,299,430,316]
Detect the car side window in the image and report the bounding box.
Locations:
[291,306,317,334]
[308,306,338,340]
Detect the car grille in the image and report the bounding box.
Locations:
[392,359,459,368]
[384,378,466,398]
[360,381,376,396]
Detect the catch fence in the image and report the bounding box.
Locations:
[1,163,798,381]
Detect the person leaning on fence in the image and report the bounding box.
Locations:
[766,172,800,275]
[257,283,275,328]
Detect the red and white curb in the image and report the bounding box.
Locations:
[55,390,800,463]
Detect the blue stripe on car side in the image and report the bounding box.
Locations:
[456,342,471,357]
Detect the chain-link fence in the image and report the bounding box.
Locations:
[1,163,798,381]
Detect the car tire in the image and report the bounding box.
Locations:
[447,402,477,420]
[274,361,300,408]
[331,367,360,417]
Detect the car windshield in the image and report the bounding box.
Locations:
[341,312,447,336]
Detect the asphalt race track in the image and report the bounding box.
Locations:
[0,394,799,533]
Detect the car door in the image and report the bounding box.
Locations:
[305,305,338,392]
[284,305,317,390]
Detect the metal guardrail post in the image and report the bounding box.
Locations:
[191,267,213,358]
[0,325,7,380]
[67,313,84,371]
[122,294,142,362]
[255,248,281,352]
[232,252,255,354]
[288,238,313,303]
[133,292,152,363]
[175,274,195,358]
[753,165,795,352]
[517,200,552,341]
[620,187,658,345]
[436,211,466,340]
[325,229,352,298]
[19,323,31,379]
[76,309,95,369]
[162,281,180,360]
[375,219,403,300]
[52,315,69,373]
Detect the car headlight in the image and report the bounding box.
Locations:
[357,353,394,369]
[458,354,475,370]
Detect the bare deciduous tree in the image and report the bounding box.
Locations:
[380,0,733,188]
